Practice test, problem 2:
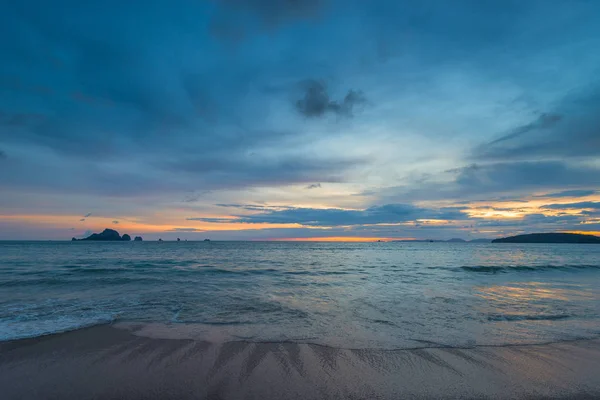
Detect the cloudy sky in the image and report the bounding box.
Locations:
[1,0,599,240]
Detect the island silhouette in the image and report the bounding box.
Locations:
[492,232,600,244]
[72,229,139,241]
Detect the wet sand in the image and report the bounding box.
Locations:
[1,324,600,399]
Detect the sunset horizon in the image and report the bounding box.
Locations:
[2,2,600,399]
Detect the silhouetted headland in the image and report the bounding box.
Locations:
[492,232,600,244]
[72,229,139,242]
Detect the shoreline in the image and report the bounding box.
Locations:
[4,320,600,351]
[2,324,600,399]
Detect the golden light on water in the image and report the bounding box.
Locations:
[475,282,594,303]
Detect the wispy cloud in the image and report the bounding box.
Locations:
[534,190,596,198]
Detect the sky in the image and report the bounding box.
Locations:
[1,0,599,241]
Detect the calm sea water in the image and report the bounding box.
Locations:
[1,241,599,348]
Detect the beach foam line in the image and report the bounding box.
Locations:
[0,314,117,341]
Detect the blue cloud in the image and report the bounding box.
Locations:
[473,88,600,162]
[534,190,596,198]
[542,202,600,210]
[188,203,467,226]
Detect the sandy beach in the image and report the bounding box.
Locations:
[1,324,599,400]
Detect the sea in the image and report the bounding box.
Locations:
[1,241,599,349]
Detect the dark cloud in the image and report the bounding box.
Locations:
[487,113,562,146]
[534,190,596,198]
[306,183,321,189]
[188,203,467,227]
[474,88,600,161]
[162,156,364,189]
[182,191,212,203]
[541,201,600,210]
[78,213,91,222]
[452,161,600,196]
[375,161,600,203]
[295,80,366,118]
[474,213,584,228]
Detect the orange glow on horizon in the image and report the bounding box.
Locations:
[563,230,600,236]
[0,214,302,234]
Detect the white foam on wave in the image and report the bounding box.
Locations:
[0,313,117,341]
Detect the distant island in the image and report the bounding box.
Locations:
[72,229,140,242]
[492,233,600,244]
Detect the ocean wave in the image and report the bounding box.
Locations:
[0,314,116,341]
[487,314,571,322]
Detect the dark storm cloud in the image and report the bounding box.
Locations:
[375,161,600,204]
[474,88,600,161]
[188,203,467,226]
[534,190,596,198]
[295,80,366,118]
